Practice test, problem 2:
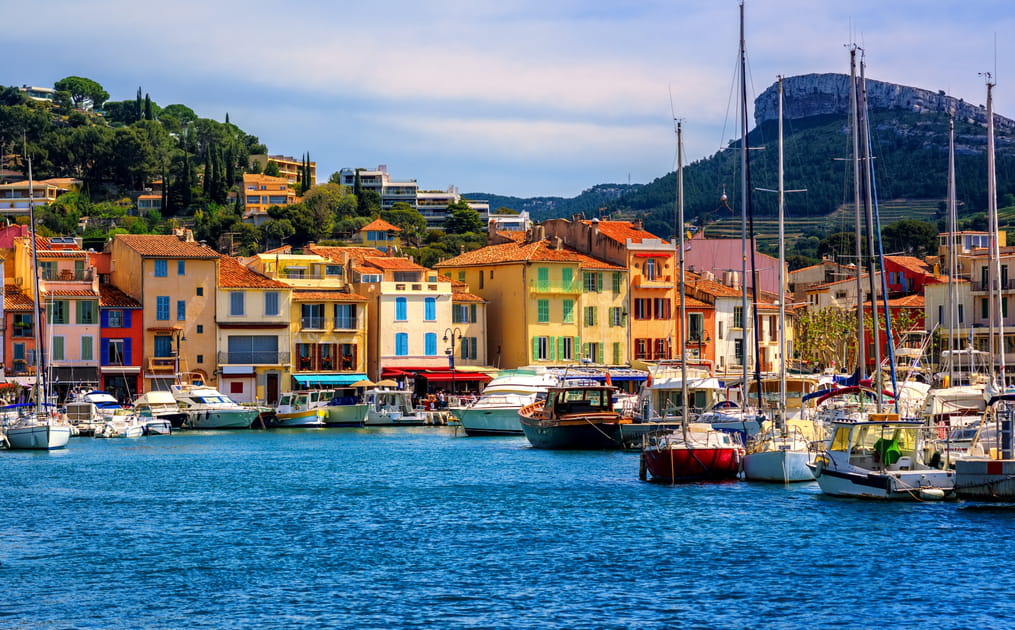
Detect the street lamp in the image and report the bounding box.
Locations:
[443,327,463,395]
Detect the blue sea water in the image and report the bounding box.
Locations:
[2,427,1014,629]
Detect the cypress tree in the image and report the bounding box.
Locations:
[225,145,235,191]
[225,112,230,125]
[135,87,142,122]
[202,147,212,197]
[144,94,152,121]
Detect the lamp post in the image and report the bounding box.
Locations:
[443,327,463,395]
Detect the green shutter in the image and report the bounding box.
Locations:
[53,336,64,361]
[557,336,565,360]
[81,336,93,361]
[532,336,540,361]
[470,304,477,323]
[582,342,589,361]
[596,273,603,292]
[548,336,556,361]
[598,343,605,363]
[613,272,621,293]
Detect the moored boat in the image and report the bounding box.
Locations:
[519,384,630,450]
[171,372,259,429]
[271,390,327,427]
[453,369,560,436]
[640,423,744,482]
[742,424,816,483]
[363,387,427,426]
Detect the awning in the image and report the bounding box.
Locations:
[100,366,141,374]
[221,366,255,375]
[292,373,368,386]
[414,369,492,383]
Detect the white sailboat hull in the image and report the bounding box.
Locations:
[743,448,815,483]
[454,406,523,436]
[6,421,71,450]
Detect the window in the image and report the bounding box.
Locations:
[154,335,172,358]
[461,337,478,360]
[457,271,465,282]
[339,344,357,370]
[301,304,324,329]
[177,300,186,321]
[634,298,650,320]
[196,354,203,364]
[325,265,343,277]
[107,310,123,328]
[108,339,125,365]
[265,292,280,316]
[425,332,438,356]
[733,306,744,328]
[652,339,667,360]
[537,299,550,323]
[645,258,658,280]
[227,336,279,364]
[395,297,407,321]
[653,298,671,320]
[334,304,356,329]
[537,267,549,291]
[558,336,574,361]
[635,338,649,360]
[196,325,203,334]
[688,313,703,341]
[76,301,96,324]
[230,292,245,316]
[395,333,409,356]
[562,300,575,323]
[562,268,573,289]
[177,260,186,276]
[584,272,602,293]
[584,306,597,326]
[959,304,964,323]
[424,297,436,321]
[534,336,550,361]
[154,260,167,277]
[196,287,204,296]
[49,300,68,325]
[610,307,625,327]
[156,296,170,321]
[613,272,622,293]
[982,298,989,320]
[81,336,93,361]
[735,338,744,365]
[52,336,65,361]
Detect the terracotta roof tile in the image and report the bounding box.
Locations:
[43,288,99,297]
[115,234,220,258]
[359,218,402,232]
[452,291,485,303]
[218,256,290,289]
[582,220,667,245]
[4,285,33,311]
[99,285,142,308]
[305,245,391,264]
[885,255,934,276]
[291,290,368,302]
[363,256,425,271]
[435,239,623,270]
[687,276,742,298]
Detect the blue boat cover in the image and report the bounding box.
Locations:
[292,373,368,386]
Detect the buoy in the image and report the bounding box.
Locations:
[919,487,946,501]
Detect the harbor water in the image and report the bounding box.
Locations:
[3,427,1015,628]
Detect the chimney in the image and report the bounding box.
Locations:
[632,219,643,230]
[555,236,563,250]
[528,225,546,243]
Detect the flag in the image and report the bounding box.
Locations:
[604,371,613,387]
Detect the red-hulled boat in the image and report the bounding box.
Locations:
[519,384,630,450]
[640,423,744,482]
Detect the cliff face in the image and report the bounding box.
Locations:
[754,73,1015,132]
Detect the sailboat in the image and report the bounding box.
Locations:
[810,48,953,499]
[743,76,818,482]
[3,152,72,450]
[640,10,748,482]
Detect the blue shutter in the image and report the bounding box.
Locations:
[100,339,110,365]
[123,310,132,328]
[396,297,407,320]
[425,297,436,321]
[100,310,109,327]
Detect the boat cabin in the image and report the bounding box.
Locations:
[826,415,935,472]
[544,386,617,417]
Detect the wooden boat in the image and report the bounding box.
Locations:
[518,384,630,450]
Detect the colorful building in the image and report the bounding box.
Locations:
[216,256,293,404]
[353,218,403,253]
[242,173,298,226]
[98,284,144,402]
[107,231,221,391]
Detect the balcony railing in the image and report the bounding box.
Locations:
[529,279,582,294]
[12,326,32,338]
[217,351,291,365]
[333,317,359,330]
[972,279,1015,292]
[40,269,94,281]
[301,316,326,330]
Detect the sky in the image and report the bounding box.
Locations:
[3,1,1014,198]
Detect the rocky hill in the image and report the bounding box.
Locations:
[754,73,1015,133]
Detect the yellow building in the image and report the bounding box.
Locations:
[246,248,370,390]
[249,154,317,187]
[436,230,627,370]
[353,218,403,253]
[0,177,80,215]
[242,173,297,226]
[216,256,293,405]
[108,230,221,391]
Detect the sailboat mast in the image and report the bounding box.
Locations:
[860,55,883,412]
[738,0,750,407]
[850,46,866,380]
[986,76,1006,389]
[677,121,689,443]
[777,76,787,418]
[26,152,45,415]
[947,117,957,386]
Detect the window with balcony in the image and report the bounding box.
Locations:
[154,335,172,358]
[12,313,32,337]
[537,267,549,291]
[227,336,279,365]
[339,344,357,370]
[301,303,324,329]
[645,259,658,281]
[334,304,356,329]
